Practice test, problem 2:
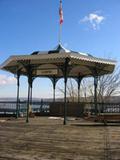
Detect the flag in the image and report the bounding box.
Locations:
[59,0,63,24]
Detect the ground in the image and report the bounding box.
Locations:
[0,117,120,160]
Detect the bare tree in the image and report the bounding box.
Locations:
[57,79,77,102]
[86,67,120,103]
[97,67,120,102]
[57,67,120,103]
[57,78,92,102]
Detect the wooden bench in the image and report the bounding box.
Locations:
[95,113,120,123]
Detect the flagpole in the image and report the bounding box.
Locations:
[59,23,62,44]
[58,0,63,44]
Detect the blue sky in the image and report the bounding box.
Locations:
[0,0,120,98]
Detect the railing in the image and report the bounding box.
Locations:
[0,101,120,117]
[83,102,120,113]
[0,101,50,116]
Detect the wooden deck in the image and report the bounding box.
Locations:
[0,117,120,160]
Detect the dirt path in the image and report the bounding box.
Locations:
[0,117,120,160]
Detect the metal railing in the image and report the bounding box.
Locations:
[0,100,50,116]
[80,102,120,113]
[0,101,120,116]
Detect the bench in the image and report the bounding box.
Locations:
[95,113,120,123]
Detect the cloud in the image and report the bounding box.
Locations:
[81,12,105,30]
[0,75,16,85]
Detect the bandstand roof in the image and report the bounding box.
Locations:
[0,44,116,78]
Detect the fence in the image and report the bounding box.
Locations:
[0,101,50,117]
[0,101,120,117]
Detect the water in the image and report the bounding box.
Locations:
[0,102,50,114]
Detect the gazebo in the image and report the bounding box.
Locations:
[0,43,116,124]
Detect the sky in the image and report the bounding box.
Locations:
[0,0,120,98]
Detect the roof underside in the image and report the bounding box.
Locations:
[0,44,116,78]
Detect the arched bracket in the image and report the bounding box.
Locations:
[75,75,84,103]
[49,76,60,102]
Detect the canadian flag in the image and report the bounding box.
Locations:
[59,0,63,24]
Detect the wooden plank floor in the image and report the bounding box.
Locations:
[0,117,120,160]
